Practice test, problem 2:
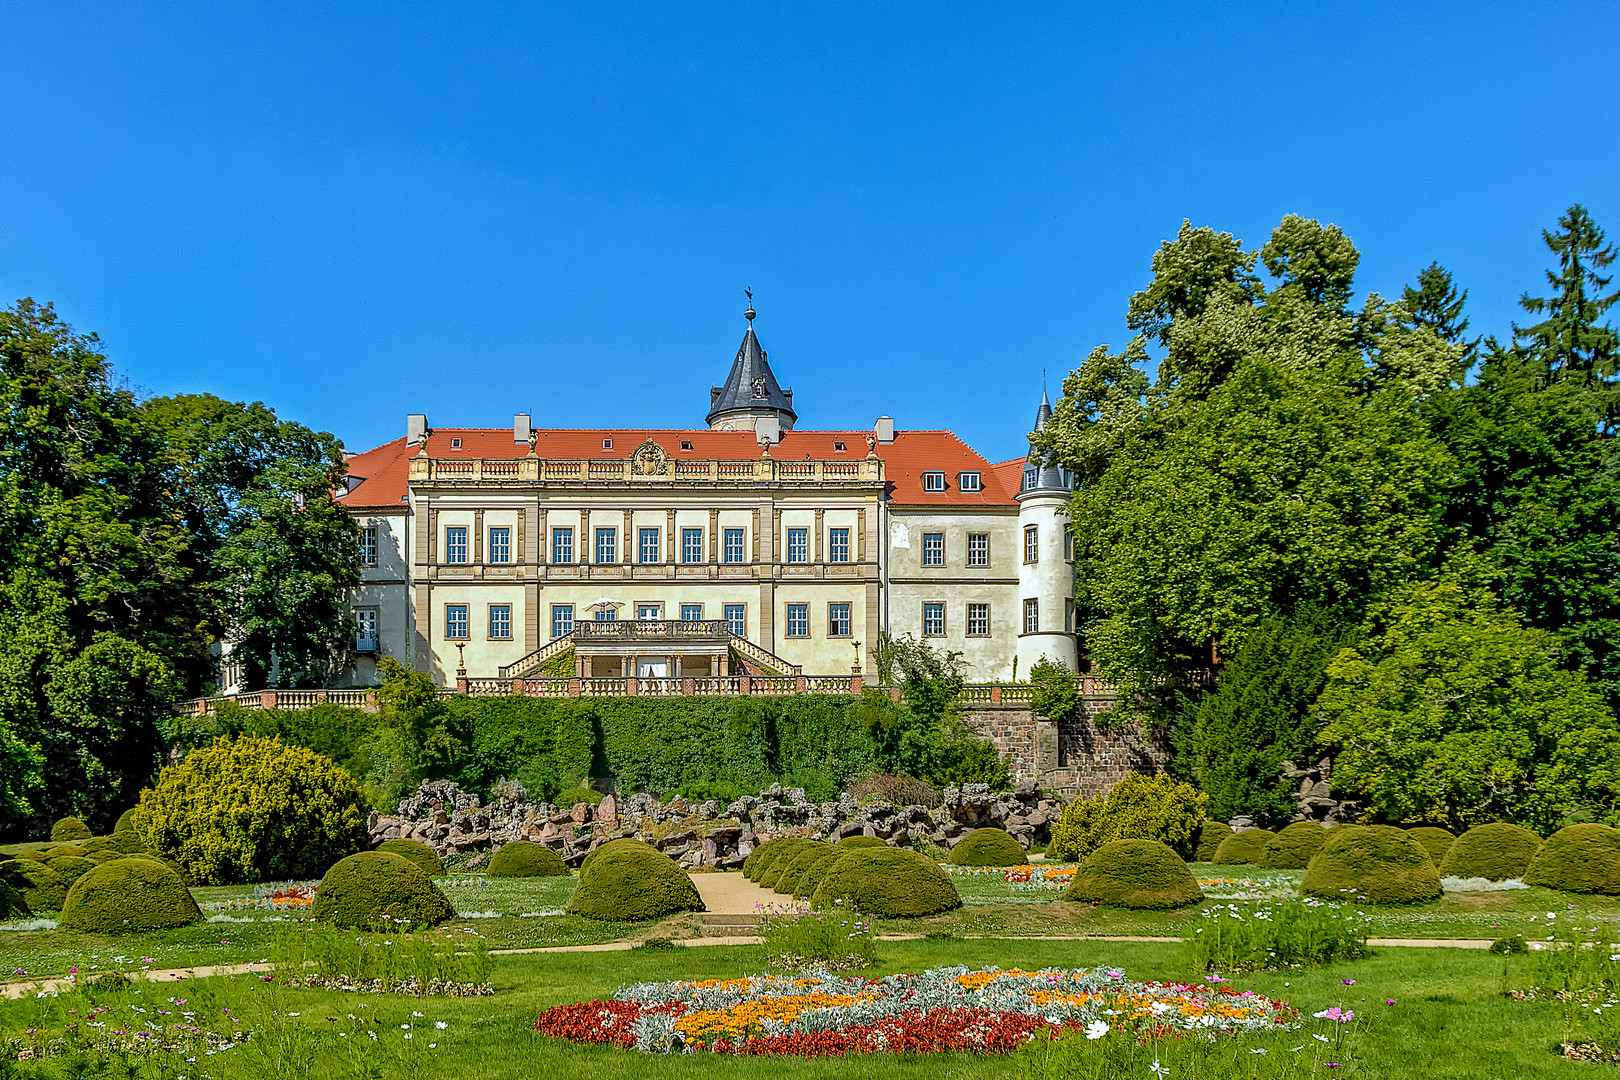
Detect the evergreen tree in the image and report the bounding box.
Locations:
[1401,261,1478,362]
[1514,204,1619,396]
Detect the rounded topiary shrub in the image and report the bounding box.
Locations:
[1301,825,1442,904]
[51,817,92,843]
[743,839,792,880]
[837,835,887,849]
[567,840,704,921]
[809,847,961,917]
[1438,823,1543,881]
[84,850,124,865]
[751,841,816,893]
[1524,824,1620,895]
[1261,823,1329,869]
[114,808,142,835]
[948,828,1028,867]
[1405,827,1455,864]
[59,858,202,934]
[80,837,120,854]
[45,855,98,888]
[311,851,456,929]
[44,845,87,860]
[799,849,852,899]
[1212,829,1275,866]
[487,840,568,878]
[138,735,369,885]
[0,881,27,919]
[757,840,822,891]
[111,810,147,852]
[0,859,67,910]
[775,845,841,897]
[553,786,604,807]
[1065,839,1203,909]
[376,839,443,877]
[1194,821,1234,862]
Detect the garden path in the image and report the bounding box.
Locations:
[690,871,784,915]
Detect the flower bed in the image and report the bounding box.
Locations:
[202,882,318,914]
[534,966,1299,1055]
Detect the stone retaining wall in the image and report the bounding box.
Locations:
[960,696,1166,800]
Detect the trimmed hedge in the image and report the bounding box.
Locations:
[81,837,120,854]
[44,846,87,860]
[1064,840,1203,909]
[1524,824,1620,895]
[138,735,369,885]
[741,839,780,880]
[0,859,67,910]
[809,847,961,917]
[775,845,842,897]
[568,840,704,920]
[44,855,98,889]
[114,808,142,836]
[553,786,605,807]
[1212,829,1275,866]
[1261,823,1329,869]
[59,859,202,934]
[85,850,124,865]
[376,839,444,878]
[311,852,456,929]
[947,828,1027,867]
[1405,827,1456,864]
[758,840,823,891]
[798,850,850,899]
[1438,823,1543,881]
[838,835,887,849]
[51,818,92,842]
[1194,821,1234,862]
[487,841,568,878]
[0,881,26,919]
[1301,825,1442,904]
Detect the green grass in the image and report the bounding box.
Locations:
[0,937,1602,1078]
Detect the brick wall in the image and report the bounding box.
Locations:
[960,695,1166,800]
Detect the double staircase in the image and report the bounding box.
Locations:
[498,622,802,680]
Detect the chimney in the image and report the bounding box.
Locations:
[874,416,894,444]
[514,413,531,444]
[407,414,428,445]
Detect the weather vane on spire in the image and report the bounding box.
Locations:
[744,287,755,322]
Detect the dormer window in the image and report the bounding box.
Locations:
[922,471,947,493]
[834,440,847,452]
[680,440,693,451]
[603,439,613,450]
[450,437,462,449]
[958,471,982,493]
[1023,468,1037,491]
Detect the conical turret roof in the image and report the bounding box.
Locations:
[1021,389,1067,495]
[707,316,797,428]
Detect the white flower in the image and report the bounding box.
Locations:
[1250,1048,1268,1055]
[1149,1060,1170,1077]
[435,1021,448,1030]
[1085,1020,1108,1040]
[1313,1034,1330,1043]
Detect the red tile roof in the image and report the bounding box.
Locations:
[337,428,1017,509]
[992,457,1028,499]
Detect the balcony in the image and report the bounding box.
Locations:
[573,619,730,643]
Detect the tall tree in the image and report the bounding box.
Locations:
[1514,204,1619,399]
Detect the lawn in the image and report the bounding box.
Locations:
[1,866,1616,1077]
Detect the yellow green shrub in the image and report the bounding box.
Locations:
[137,736,369,885]
[1048,772,1208,861]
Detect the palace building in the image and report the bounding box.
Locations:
[332,306,1078,686]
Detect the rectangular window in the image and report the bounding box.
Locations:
[724,527,746,563]
[637,604,662,621]
[445,527,468,564]
[1024,525,1039,564]
[1065,531,1075,561]
[828,602,852,637]
[828,527,850,563]
[681,527,703,563]
[488,604,512,639]
[958,471,982,493]
[445,604,469,639]
[922,533,944,566]
[639,527,660,564]
[723,604,746,637]
[551,527,573,564]
[1023,468,1036,491]
[354,609,378,650]
[594,608,617,622]
[551,604,574,639]
[922,471,946,492]
[785,603,810,637]
[786,527,808,563]
[1066,598,1076,633]
[595,527,616,564]
[922,602,945,636]
[967,533,989,567]
[967,602,990,636]
[488,527,511,564]
[359,526,378,567]
[680,603,704,621]
[1024,598,1039,634]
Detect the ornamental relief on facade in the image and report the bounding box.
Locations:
[630,439,672,476]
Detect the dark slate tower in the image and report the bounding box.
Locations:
[707,299,797,442]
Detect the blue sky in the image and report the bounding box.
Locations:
[1,3,1615,463]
